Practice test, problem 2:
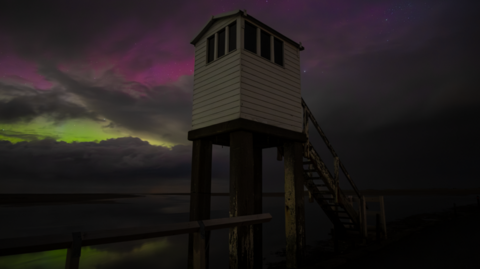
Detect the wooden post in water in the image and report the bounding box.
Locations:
[284,141,306,269]
[253,146,263,268]
[229,130,255,269]
[65,232,82,269]
[188,139,212,269]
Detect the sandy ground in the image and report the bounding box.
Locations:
[268,203,480,268]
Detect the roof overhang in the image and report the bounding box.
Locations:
[190,9,305,51]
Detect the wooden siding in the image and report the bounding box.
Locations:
[239,37,302,133]
[191,14,303,132]
[192,17,241,130]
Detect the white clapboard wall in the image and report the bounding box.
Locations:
[192,12,302,133]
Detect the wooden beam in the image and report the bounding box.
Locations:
[284,141,306,269]
[229,130,255,269]
[0,214,272,257]
[188,139,212,269]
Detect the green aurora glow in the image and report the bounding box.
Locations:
[0,239,170,269]
[0,117,176,148]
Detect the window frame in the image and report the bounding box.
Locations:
[206,35,215,63]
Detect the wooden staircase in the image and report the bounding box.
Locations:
[301,98,368,240]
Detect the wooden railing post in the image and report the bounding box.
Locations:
[193,221,206,269]
[379,196,387,239]
[360,196,367,241]
[65,232,82,269]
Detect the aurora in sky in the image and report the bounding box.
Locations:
[0,0,479,194]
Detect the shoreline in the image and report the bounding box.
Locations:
[267,203,480,268]
[1,188,480,206]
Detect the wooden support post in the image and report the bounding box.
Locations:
[193,222,206,269]
[376,214,382,242]
[188,139,212,269]
[360,196,367,242]
[284,141,306,269]
[229,131,255,269]
[379,196,387,240]
[65,232,82,269]
[253,146,263,269]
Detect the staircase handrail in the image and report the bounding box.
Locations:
[301,98,362,200]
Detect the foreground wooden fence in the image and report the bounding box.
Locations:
[0,213,272,269]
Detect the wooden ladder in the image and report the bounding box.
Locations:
[301,98,371,239]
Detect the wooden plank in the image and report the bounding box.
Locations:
[194,70,240,94]
[194,49,240,74]
[0,214,272,257]
[193,77,240,100]
[240,113,302,133]
[193,105,239,122]
[194,64,240,89]
[284,46,299,61]
[241,94,302,118]
[242,81,301,106]
[241,51,301,81]
[192,112,239,130]
[242,71,300,99]
[242,101,302,124]
[193,86,239,108]
[284,141,306,268]
[241,58,301,90]
[194,52,240,82]
[193,95,240,115]
[240,109,302,130]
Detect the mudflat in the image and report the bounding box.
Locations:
[268,203,480,268]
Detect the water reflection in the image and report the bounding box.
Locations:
[0,194,476,269]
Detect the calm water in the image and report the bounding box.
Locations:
[0,194,476,269]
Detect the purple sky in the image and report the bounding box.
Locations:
[0,0,478,193]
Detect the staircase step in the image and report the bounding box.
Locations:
[303,161,313,164]
[306,177,321,179]
[315,184,327,187]
[317,191,332,194]
[304,169,317,172]
[338,216,351,219]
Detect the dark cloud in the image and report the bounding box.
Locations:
[34,63,193,145]
[0,83,100,124]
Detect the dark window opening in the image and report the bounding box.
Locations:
[244,21,257,53]
[274,37,283,66]
[207,35,215,63]
[217,29,225,58]
[228,22,237,52]
[261,30,271,60]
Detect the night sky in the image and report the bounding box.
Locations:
[0,0,478,193]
